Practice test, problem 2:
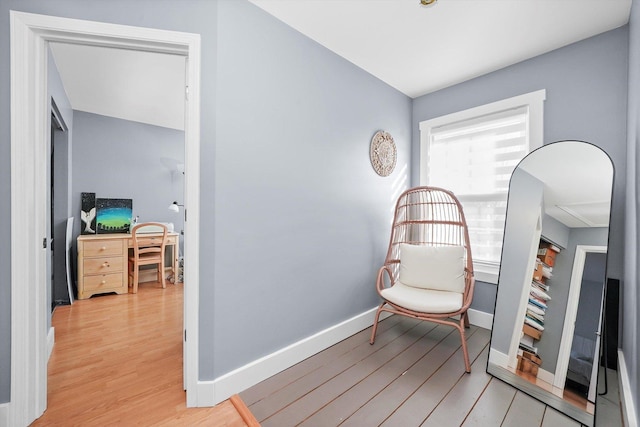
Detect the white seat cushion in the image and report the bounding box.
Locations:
[399,243,465,293]
[380,282,463,314]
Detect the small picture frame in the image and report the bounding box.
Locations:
[96,198,133,234]
[80,192,96,235]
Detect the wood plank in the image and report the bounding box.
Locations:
[259,319,443,426]
[299,323,451,426]
[501,391,546,427]
[420,345,492,427]
[31,284,249,426]
[249,316,423,421]
[372,327,489,427]
[240,314,403,406]
[460,378,517,427]
[541,406,581,427]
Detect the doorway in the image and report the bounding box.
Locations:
[10,11,202,426]
[50,99,71,311]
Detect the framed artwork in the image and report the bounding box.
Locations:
[96,198,133,234]
[80,192,96,235]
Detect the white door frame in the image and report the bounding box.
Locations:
[553,245,607,391]
[507,212,543,368]
[9,11,201,426]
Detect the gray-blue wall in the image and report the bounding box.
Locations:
[625,0,640,423]
[211,0,411,377]
[491,169,544,356]
[0,0,411,402]
[71,111,185,246]
[1,0,637,417]
[411,25,629,325]
[538,227,609,372]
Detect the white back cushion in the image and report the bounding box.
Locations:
[399,243,465,293]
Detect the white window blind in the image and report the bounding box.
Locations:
[427,106,529,268]
[419,90,545,283]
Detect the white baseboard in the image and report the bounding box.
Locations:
[0,402,8,427]
[199,307,391,406]
[197,307,494,407]
[488,348,509,367]
[618,350,638,427]
[467,309,493,330]
[536,366,554,386]
[47,327,55,361]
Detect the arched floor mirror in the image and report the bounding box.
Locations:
[486,140,615,426]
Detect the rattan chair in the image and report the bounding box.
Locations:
[370,186,475,372]
[128,222,168,293]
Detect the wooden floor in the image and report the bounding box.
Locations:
[241,315,610,427]
[34,281,622,426]
[32,282,254,427]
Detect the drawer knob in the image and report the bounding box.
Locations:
[102,262,109,267]
[101,246,106,251]
[101,280,106,284]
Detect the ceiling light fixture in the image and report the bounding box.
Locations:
[420,0,437,5]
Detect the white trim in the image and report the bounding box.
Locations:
[198,308,392,406]
[9,11,202,424]
[619,350,638,427]
[553,245,606,390]
[418,90,546,276]
[47,327,55,361]
[473,267,499,285]
[488,348,510,367]
[507,213,542,370]
[536,366,554,386]
[0,403,8,427]
[467,308,493,330]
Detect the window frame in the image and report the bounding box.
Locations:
[419,90,546,284]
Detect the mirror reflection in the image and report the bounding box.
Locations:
[487,140,614,426]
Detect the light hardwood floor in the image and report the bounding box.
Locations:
[241,315,621,426]
[32,282,255,426]
[34,280,621,426]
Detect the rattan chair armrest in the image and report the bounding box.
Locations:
[375,265,394,293]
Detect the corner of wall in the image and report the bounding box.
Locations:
[618,349,639,427]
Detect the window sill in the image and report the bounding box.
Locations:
[473,263,499,285]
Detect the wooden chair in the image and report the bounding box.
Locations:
[370,187,476,372]
[128,222,168,293]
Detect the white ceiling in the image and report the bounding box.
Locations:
[49,42,186,131]
[249,0,632,98]
[48,0,631,129]
[519,141,614,228]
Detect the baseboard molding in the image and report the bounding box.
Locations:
[536,366,554,386]
[47,327,55,361]
[618,349,638,427]
[0,402,8,427]
[488,348,509,367]
[467,308,493,330]
[199,307,392,406]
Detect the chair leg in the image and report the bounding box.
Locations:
[133,264,139,294]
[458,319,471,373]
[160,262,166,288]
[463,311,470,328]
[370,303,385,344]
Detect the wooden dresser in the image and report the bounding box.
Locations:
[77,235,129,299]
[77,232,179,299]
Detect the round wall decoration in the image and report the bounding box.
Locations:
[370,130,397,177]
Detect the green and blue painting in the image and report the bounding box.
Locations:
[96,198,133,234]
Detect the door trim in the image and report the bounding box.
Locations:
[9,11,202,425]
[553,245,607,390]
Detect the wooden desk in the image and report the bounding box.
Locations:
[77,232,179,300]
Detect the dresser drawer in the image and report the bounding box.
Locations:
[83,273,124,291]
[83,239,124,257]
[83,256,124,275]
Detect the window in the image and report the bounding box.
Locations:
[420,90,545,283]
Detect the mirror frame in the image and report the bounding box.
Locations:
[486,140,615,426]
